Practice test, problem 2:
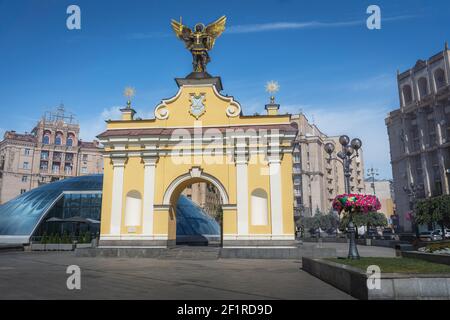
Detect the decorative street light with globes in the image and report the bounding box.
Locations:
[324,135,363,259]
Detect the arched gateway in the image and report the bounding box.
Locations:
[97,16,298,247]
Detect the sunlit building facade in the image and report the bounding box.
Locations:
[0,105,103,204]
[386,44,450,232]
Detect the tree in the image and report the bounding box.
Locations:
[338,212,387,234]
[415,195,450,235]
[366,212,388,229]
[299,211,339,238]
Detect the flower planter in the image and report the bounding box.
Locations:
[30,243,74,251]
[58,244,75,251]
[76,243,92,249]
[30,243,46,251]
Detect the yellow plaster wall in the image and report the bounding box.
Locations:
[120,157,145,234]
[247,154,272,234]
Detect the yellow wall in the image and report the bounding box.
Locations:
[99,82,296,242]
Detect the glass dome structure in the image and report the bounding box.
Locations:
[0,175,221,245]
[176,195,221,244]
[0,175,103,244]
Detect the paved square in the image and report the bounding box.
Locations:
[0,251,353,300]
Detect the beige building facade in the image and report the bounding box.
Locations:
[386,44,450,232]
[181,182,222,218]
[364,179,395,224]
[0,106,103,204]
[290,114,365,217]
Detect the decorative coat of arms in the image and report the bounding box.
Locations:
[189,93,206,119]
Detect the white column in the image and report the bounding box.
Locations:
[142,157,158,235]
[236,157,248,236]
[269,157,283,236]
[110,157,126,235]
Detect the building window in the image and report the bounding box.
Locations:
[125,190,142,227]
[413,155,424,187]
[402,85,413,105]
[22,175,28,182]
[40,161,48,172]
[434,68,446,89]
[64,165,72,175]
[428,117,436,147]
[53,152,62,162]
[410,124,420,152]
[430,152,442,196]
[55,132,63,146]
[52,164,60,174]
[40,151,49,160]
[24,148,31,156]
[23,162,29,169]
[418,77,428,98]
[81,167,88,174]
[67,134,74,147]
[82,154,88,161]
[20,189,26,194]
[43,135,50,145]
[251,189,269,226]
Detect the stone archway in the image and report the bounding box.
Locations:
[163,167,229,205]
[98,70,297,248]
[163,167,229,246]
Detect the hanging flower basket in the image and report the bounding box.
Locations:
[332,194,381,214]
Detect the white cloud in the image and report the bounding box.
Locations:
[227,15,416,34]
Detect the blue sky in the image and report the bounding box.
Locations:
[0,0,449,179]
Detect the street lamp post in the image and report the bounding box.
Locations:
[324,135,362,260]
[367,166,379,195]
[403,183,424,238]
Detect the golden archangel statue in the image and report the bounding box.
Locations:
[171,16,226,74]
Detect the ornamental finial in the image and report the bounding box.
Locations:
[265,80,280,104]
[124,87,135,108]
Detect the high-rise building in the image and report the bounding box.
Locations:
[386,43,450,232]
[290,114,365,218]
[0,105,103,204]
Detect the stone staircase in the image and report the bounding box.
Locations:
[160,246,220,260]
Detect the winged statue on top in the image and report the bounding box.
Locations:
[171,16,226,74]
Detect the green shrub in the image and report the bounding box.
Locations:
[41,232,48,244]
